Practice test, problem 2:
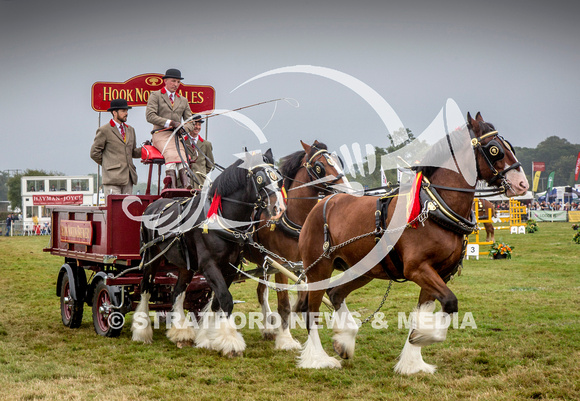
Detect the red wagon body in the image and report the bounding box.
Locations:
[45,177,212,337]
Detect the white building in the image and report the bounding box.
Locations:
[21,175,94,230]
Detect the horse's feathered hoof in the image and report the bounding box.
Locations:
[176,340,194,349]
[333,340,351,359]
[262,330,276,341]
[226,350,243,358]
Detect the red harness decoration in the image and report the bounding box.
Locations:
[207,192,222,218]
[407,172,423,228]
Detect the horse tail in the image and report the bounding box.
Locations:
[139,221,149,269]
[139,204,156,269]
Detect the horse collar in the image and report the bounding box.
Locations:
[275,211,302,239]
[420,180,477,235]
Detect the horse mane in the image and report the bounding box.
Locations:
[211,159,248,197]
[414,122,496,179]
[413,138,449,179]
[279,142,328,191]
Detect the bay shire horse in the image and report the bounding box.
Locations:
[132,149,285,357]
[245,140,348,350]
[476,199,496,242]
[296,113,529,374]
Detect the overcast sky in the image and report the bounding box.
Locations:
[1,0,578,181]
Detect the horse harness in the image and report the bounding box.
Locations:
[201,162,283,245]
[139,163,284,270]
[139,195,201,270]
[470,129,521,186]
[319,174,479,283]
[302,148,345,190]
[257,148,345,241]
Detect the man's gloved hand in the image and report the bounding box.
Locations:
[169,120,181,128]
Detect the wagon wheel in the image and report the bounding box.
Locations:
[92,281,123,337]
[60,271,84,328]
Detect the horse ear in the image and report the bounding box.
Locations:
[467,112,476,128]
[301,140,311,153]
[263,148,274,164]
[475,112,484,122]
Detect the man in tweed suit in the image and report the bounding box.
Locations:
[90,98,141,196]
[185,115,214,189]
[146,68,195,189]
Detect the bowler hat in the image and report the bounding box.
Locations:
[163,68,184,80]
[192,114,204,124]
[107,98,132,111]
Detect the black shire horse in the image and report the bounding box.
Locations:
[131,149,285,357]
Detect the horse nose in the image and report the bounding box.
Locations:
[272,208,284,220]
[276,200,286,217]
[513,175,529,195]
[271,192,286,220]
[521,179,529,191]
[518,175,530,192]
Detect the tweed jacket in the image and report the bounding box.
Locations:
[146,88,194,163]
[90,120,141,186]
[185,135,214,188]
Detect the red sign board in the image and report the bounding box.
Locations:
[575,152,580,181]
[60,220,93,246]
[532,162,546,172]
[33,194,84,206]
[91,73,215,114]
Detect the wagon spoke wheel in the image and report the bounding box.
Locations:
[92,282,123,337]
[60,271,83,328]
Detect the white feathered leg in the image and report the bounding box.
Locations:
[131,292,153,344]
[166,292,196,348]
[210,311,246,357]
[259,281,276,341]
[298,325,341,369]
[394,302,450,375]
[331,302,358,359]
[274,324,301,350]
[195,301,215,350]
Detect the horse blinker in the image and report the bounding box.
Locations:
[482,139,505,164]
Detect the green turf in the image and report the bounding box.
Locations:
[0,222,578,400]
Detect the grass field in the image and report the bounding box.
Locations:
[0,222,579,400]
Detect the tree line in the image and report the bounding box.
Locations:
[513,136,580,190]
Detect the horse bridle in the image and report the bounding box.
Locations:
[245,163,284,211]
[470,129,521,189]
[218,164,282,210]
[302,148,345,190]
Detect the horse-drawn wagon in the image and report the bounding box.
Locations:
[44,152,212,337]
[43,138,338,344]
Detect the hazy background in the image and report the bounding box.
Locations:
[1,0,578,182]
